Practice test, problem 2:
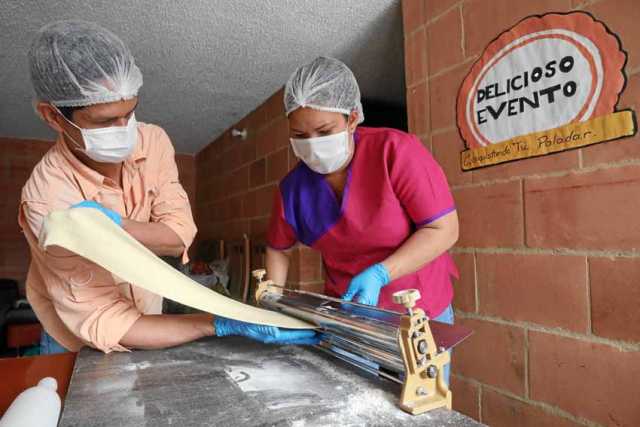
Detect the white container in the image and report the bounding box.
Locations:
[0,377,61,427]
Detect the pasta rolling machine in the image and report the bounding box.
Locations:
[252,269,473,415]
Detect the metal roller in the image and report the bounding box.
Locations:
[252,270,473,415]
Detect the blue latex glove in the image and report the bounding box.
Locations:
[342,263,390,306]
[214,317,320,345]
[71,200,122,226]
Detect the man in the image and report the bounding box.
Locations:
[20,20,316,354]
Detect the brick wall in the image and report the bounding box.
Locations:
[194,89,324,291]
[0,138,52,290]
[403,0,640,426]
[0,137,196,293]
[174,153,196,205]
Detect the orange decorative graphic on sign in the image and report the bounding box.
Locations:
[457,12,636,170]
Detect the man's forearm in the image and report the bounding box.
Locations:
[122,220,185,257]
[120,313,215,350]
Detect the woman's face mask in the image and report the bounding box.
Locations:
[55,107,138,164]
[290,127,352,174]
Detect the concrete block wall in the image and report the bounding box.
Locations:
[403,0,640,425]
[194,89,324,291]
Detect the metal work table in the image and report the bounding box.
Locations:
[60,337,484,426]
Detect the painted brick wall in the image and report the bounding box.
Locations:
[403,0,640,426]
[0,137,197,293]
[194,89,324,291]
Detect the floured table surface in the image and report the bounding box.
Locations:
[60,337,484,427]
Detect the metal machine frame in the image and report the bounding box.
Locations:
[252,270,471,415]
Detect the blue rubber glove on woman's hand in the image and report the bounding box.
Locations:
[214,317,320,345]
[342,263,391,306]
[71,200,122,226]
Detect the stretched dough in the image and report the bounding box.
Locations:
[41,209,313,329]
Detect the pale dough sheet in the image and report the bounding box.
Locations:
[41,209,313,329]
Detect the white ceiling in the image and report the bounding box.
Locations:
[0,0,404,154]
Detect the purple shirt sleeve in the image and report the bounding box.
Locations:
[389,134,456,226]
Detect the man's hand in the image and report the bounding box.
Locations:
[71,200,122,226]
[214,317,319,345]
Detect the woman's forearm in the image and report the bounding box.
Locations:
[266,247,292,285]
[382,211,459,281]
[122,220,185,257]
[120,313,215,350]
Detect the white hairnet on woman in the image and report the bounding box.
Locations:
[284,56,364,124]
[28,20,143,107]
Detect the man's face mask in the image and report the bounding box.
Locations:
[290,126,352,174]
[54,106,138,164]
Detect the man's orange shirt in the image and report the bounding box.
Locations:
[18,123,197,353]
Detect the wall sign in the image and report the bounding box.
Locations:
[457,12,636,171]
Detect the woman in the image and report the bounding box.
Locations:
[266,57,459,382]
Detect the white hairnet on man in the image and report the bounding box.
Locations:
[284,56,365,124]
[28,20,143,107]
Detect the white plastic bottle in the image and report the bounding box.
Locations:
[0,377,61,427]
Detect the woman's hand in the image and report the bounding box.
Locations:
[342,263,390,306]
